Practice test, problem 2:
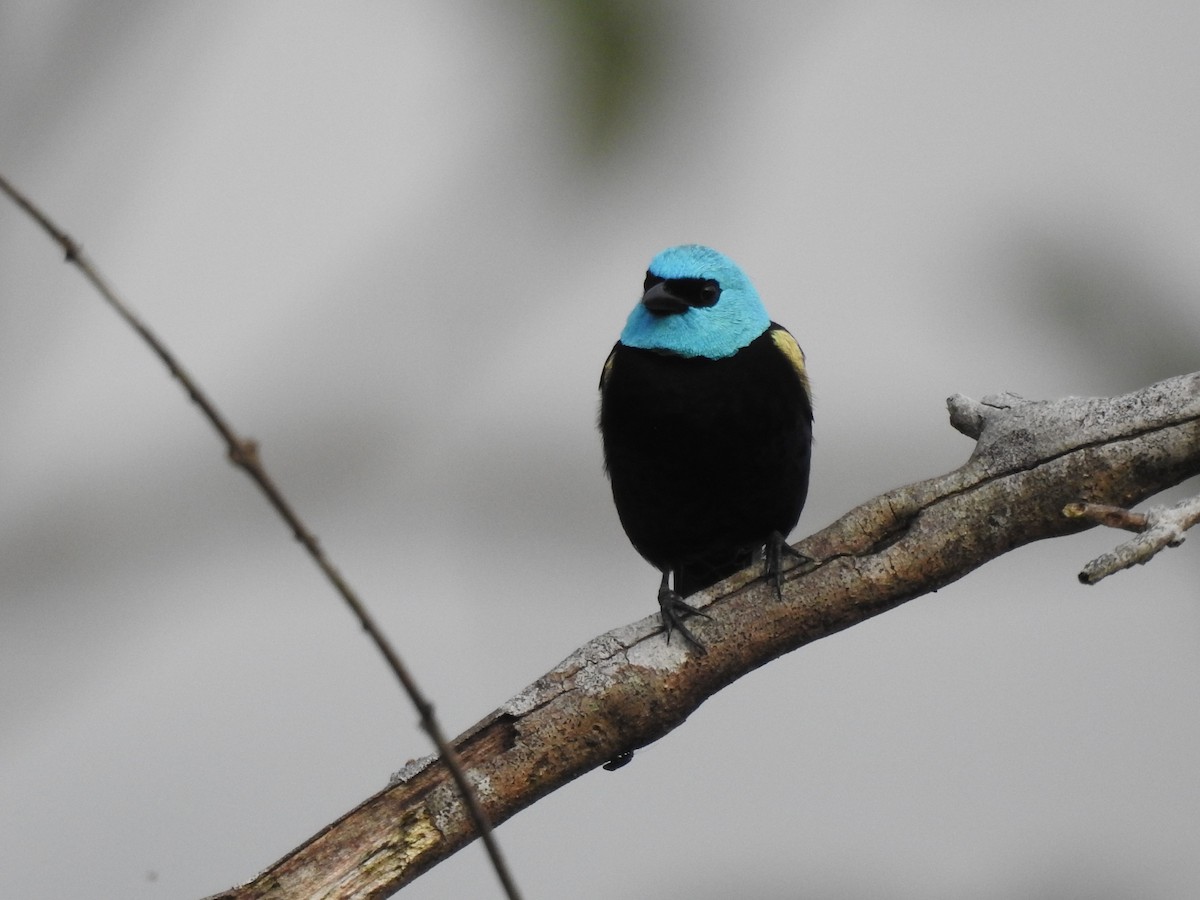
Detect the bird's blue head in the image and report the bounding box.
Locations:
[619,244,770,359]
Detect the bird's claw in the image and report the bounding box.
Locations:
[657,575,709,655]
[764,531,811,599]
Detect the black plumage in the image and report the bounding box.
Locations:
[600,305,813,652]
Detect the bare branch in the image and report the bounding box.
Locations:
[204,373,1200,898]
[1075,494,1200,584]
[1062,501,1149,532]
[0,172,521,900]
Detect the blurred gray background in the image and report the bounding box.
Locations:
[3,3,1199,898]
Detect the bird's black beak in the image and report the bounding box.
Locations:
[641,281,690,316]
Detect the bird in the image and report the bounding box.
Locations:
[598,244,813,653]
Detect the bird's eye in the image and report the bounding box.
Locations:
[681,278,721,307]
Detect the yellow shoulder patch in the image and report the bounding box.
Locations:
[770,327,811,399]
[599,345,617,390]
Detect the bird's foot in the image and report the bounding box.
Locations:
[764,531,811,599]
[657,573,709,655]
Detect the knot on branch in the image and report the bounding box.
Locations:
[947,391,1026,441]
[228,438,261,470]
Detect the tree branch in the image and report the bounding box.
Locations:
[206,373,1200,899]
[1071,494,1200,583]
[0,171,521,900]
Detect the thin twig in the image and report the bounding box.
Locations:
[1072,494,1200,585]
[1062,501,1149,533]
[0,172,522,900]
